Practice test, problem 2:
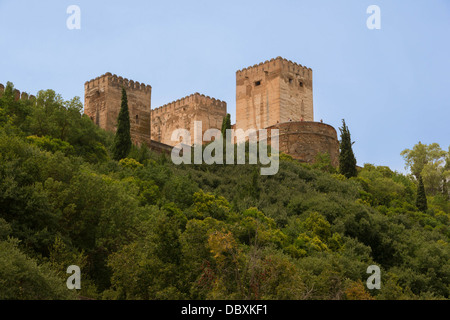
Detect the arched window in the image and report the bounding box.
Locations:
[135,114,139,125]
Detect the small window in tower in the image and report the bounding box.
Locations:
[289,78,293,84]
[255,80,261,86]
[135,114,139,125]
[299,81,304,87]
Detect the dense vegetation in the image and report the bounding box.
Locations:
[0,82,449,300]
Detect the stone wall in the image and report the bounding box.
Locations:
[265,121,339,167]
[84,73,152,146]
[236,57,313,133]
[151,93,227,146]
[0,83,36,101]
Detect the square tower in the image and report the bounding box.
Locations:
[235,57,313,132]
[151,93,227,147]
[84,73,152,145]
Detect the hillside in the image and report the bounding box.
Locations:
[0,83,449,300]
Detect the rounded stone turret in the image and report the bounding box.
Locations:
[265,121,339,167]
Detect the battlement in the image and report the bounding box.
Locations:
[236,56,312,81]
[0,83,36,101]
[152,92,226,114]
[84,72,152,93]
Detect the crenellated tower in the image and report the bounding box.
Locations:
[151,92,227,146]
[84,73,152,145]
[235,57,313,132]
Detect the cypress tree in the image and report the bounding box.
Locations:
[221,113,231,137]
[112,88,132,161]
[338,119,357,178]
[221,113,232,163]
[416,175,428,212]
[444,156,450,200]
[249,168,260,199]
[442,176,449,201]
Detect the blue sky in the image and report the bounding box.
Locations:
[1,0,449,172]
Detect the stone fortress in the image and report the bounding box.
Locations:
[83,56,339,166]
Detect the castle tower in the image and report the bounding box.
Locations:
[235,57,313,132]
[151,93,227,147]
[84,73,152,145]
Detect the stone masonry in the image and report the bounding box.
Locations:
[83,57,339,167]
[236,57,313,132]
[151,93,226,146]
[265,121,340,167]
[84,73,152,146]
[84,74,226,148]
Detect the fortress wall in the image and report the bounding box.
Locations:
[265,121,339,167]
[84,73,152,145]
[0,83,36,101]
[151,92,227,146]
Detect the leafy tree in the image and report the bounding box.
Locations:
[0,239,76,299]
[180,219,214,298]
[358,164,407,206]
[344,280,375,300]
[401,142,445,178]
[191,189,230,220]
[416,174,428,212]
[312,152,336,173]
[111,88,132,161]
[445,147,450,171]
[27,135,75,155]
[22,88,109,163]
[338,119,357,178]
[401,142,448,195]
[246,168,260,200]
[443,147,450,200]
[0,82,33,131]
[107,210,185,299]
